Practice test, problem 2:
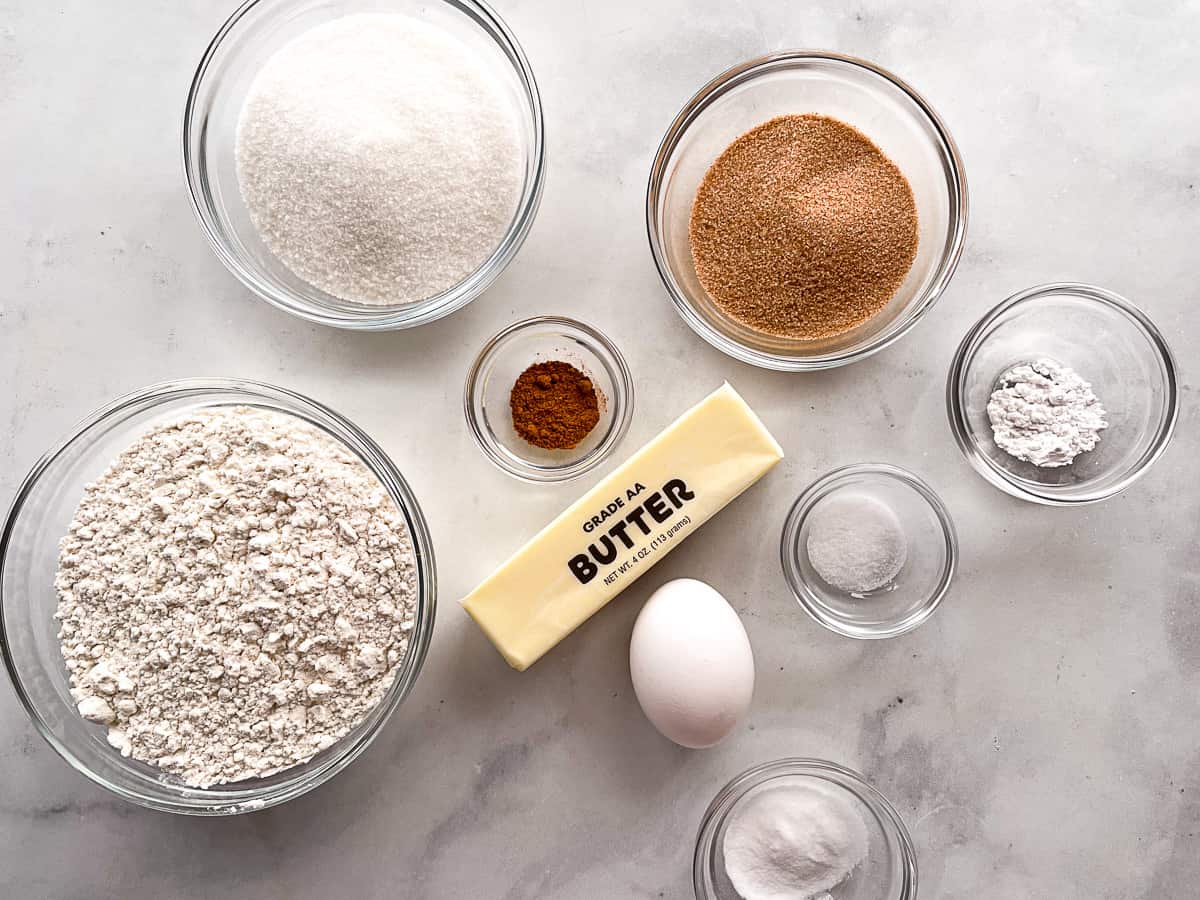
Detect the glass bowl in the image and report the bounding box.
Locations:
[694,758,918,900]
[647,51,967,371]
[781,464,957,639]
[464,316,634,483]
[184,0,545,330]
[0,378,436,815]
[947,283,1179,505]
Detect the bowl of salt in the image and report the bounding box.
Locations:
[780,463,957,640]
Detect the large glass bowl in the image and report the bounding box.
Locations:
[947,283,1179,504]
[184,0,545,330]
[694,758,917,899]
[0,379,436,814]
[647,51,967,371]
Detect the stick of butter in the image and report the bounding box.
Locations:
[462,383,784,670]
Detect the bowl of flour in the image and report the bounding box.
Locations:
[184,0,545,330]
[0,379,436,814]
[947,283,1179,505]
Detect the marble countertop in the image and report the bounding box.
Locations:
[2,1,1197,897]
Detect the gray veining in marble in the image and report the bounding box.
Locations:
[2,1,1198,897]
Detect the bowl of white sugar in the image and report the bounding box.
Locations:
[184,0,545,330]
[0,379,436,814]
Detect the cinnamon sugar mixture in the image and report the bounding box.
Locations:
[689,114,919,340]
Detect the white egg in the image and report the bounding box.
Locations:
[629,578,755,748]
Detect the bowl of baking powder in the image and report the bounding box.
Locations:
[948,283,1179,504]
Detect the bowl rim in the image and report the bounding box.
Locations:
[0,377,437,815]
[182,0,546,331]
[780,463,958,639]
[463,315,636,483]
[646,49,969,371]
[946,282,1180,505]
[692,757,919,900]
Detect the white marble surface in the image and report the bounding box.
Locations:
[1,1,1198,897]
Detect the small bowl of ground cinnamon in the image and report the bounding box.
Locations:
[647,51,968,371]
[464,316,635,482]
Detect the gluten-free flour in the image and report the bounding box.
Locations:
[54,406,419,787]
[235,14,524,305]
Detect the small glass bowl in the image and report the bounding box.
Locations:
[0,379,436,815]
[781,464,957,639]
[647,51,967,371]
[947,283,1179,505]
[694,758,918,900]
[464,316,634,482]
[183,0,545,330]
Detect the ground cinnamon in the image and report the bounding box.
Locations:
[510,361,601,450]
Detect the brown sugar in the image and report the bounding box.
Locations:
[688,114,919,341]
[510,361,601,450]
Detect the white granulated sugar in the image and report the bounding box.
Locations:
[723,782,870,900]
[54,406,419,787]
[236,14,523,305]
[806,492,907,595]
[987,359,1108,468]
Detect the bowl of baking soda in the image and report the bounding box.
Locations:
[694,758,917,900]
[781,464,957,639]
[185,0,545,329]
[948,283,1179,505]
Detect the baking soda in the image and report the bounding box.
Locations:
[723,782,869,900]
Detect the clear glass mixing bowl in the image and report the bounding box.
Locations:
[0,379,436,814]
[647,51,967,370]
[694,758,918,900]
[947,283,1179,504]
[184,0,545,330]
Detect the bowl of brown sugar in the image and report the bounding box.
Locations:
[464,316,635,482]
[647,51,967,371]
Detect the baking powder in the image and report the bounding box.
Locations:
[986,359,1108,468]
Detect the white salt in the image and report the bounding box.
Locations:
[236,14,524,305]
[806,492,906,594]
